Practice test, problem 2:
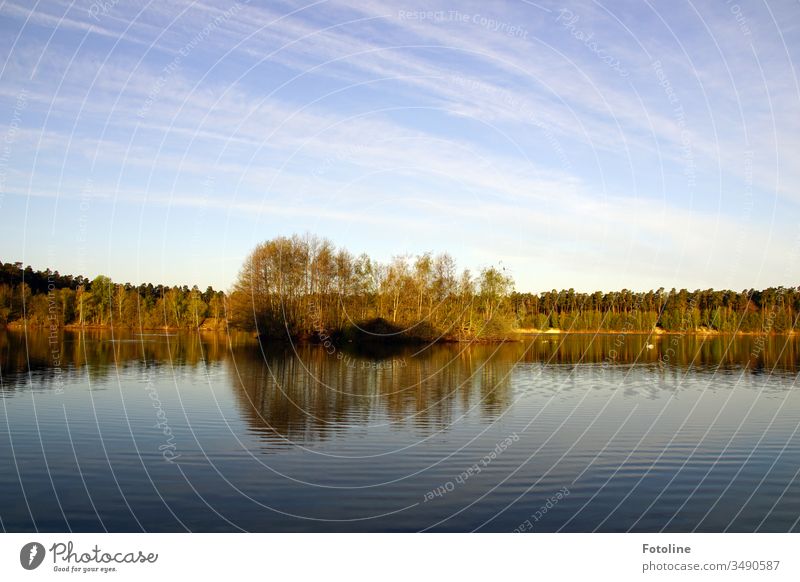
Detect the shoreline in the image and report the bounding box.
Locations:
[2,322,796,340]
[513,328,797,337]
[2,322,228,332]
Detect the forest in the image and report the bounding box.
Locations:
[0,260,226,330]
[2,234,798,340]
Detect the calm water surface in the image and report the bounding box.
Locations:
[1,329,799,532]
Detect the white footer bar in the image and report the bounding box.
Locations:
[1,533,796,580]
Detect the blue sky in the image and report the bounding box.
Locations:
[1,0,798,292]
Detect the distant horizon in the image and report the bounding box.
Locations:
[2,255,797,297]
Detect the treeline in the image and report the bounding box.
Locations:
[3,236,799,338]
[227,234,514,340]
[511,287,799,333]
[227,235,799,339]
[0,261,225,329]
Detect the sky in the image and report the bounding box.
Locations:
[0,0,799,293]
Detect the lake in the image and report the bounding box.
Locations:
[1,328,799,532]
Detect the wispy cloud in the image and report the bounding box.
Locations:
[1,0,797,290]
